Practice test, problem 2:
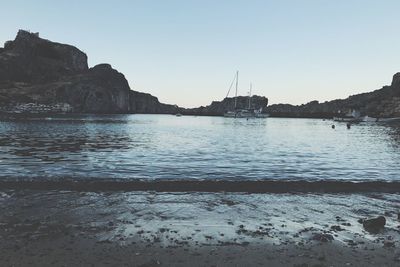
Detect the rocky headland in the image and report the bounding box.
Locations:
[0,30,177,114]
[265,74,400,118]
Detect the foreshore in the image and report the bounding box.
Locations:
[1,190,399,266]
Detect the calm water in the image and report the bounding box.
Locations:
[0,115,399,181]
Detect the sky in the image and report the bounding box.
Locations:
[1,0,400,108]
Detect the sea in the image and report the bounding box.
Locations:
[0,114,399,184]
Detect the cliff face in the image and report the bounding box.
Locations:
[0,30,88,83]
[129,91,178,114]
[266,74,400,118]
[0,30,175,114]
[183,95,269,116]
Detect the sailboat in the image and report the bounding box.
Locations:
[224,71,240,118]
[223,71,269,118]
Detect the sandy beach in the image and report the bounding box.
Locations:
[1,190,399,266]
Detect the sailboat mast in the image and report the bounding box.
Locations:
[234,71,238,109]
[248,83,252,109]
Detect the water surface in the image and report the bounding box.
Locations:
[0,115,399,181]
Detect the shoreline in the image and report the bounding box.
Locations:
[1,179,400,193]
[1,190,399,266]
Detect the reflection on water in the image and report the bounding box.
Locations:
[0,115,399,181]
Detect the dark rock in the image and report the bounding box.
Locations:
[345,239,357,246]
[335,216,346,222]
[383,240,395,248]
[129,90,177,114]
[265,74,400,118]
[391,72,400,87]
[0,30,88,83]
[384,211,392,217]
[362,216,386,233]
[0,30,179,114]
[311,233,334,242]
[330,225,345,232]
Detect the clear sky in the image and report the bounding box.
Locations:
[1,0,400,108]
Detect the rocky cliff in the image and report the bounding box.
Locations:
[266,74,400,118]
[0,30,176,114]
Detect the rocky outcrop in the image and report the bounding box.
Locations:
[182,95,269,116]
[0,30,177,114]
[362,216,386,233]
[53,64,132,113]
[0,30,88,83]
[129,91,177,114]
[266,74,400,118]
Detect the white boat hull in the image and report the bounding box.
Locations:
[224,110,269,118]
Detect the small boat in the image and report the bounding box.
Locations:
[175,113,182,117]
[255,112,270,118]
[333,116,360,122]
[376,117,400,122]
[224,111,237,118]
[362,116,400,123]
[334,113,400,123]
[333,109,361,122]
[361,116,378,122]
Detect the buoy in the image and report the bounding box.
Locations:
[332,125,335,129]
[346,123,351,129]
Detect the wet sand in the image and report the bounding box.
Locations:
[1,190,399,266]
[1,179,400,193]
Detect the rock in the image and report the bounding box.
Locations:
[362,216,386,233]
[311,233,334,242]
[0,30,88,83]
[330,225,345,232]
[383,240,395,248]
[0,30,178,114]
[265,73,400,118]
[345,239,357,247]
[391,72,400,87]
[384,211,392,217]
